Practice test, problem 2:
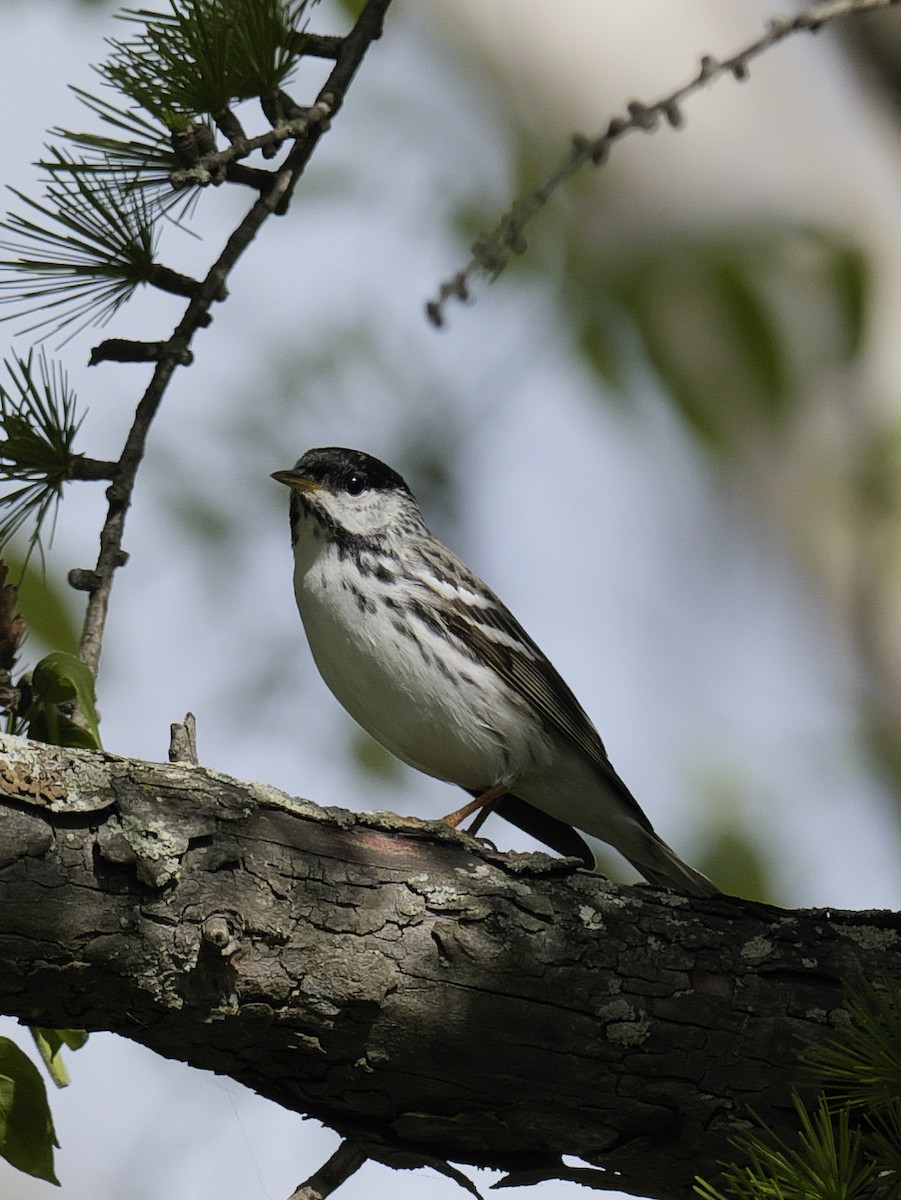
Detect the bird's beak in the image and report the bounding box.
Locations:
[271,468,324,493]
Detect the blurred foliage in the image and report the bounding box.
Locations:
[454,123,869,456]
[567,228,867,450]
[350,727,403,783]
[844,5,901,124]
[864,712,901,823]
[689,777,774,903]
[11,549,79,656]
[855,424,901,522]
[698,827,771,906]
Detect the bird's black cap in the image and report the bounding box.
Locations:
[272,447,413,497]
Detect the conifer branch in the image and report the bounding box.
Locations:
[76,0,394,677]
[0,352,82,562]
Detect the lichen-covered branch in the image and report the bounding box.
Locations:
[0,732,898,1200]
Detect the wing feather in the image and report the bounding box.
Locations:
[416,544,654,834]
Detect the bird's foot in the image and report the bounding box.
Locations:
[441,783,508,830]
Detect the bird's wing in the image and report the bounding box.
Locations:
[418,546,655,835]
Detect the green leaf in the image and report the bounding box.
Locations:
[27,650,102,750]
[30,1029,89,1090]
[0,1037,59,1185]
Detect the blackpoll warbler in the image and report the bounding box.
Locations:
[273,447,718,897]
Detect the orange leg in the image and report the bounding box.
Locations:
[466,796,501,837]
[442,782,508,830]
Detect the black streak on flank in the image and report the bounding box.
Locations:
[349,584,375,615]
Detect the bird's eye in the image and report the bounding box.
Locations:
[345,472,366,496]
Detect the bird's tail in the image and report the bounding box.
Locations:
[626,830,720,898]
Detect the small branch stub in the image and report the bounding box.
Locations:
[89,340,195,367]
[169,711,198,764]
[68,568,102,592]
[67,455,118,481]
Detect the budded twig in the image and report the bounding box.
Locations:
[426,0,901,326]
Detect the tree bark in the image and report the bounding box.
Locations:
[0,732,897,1200]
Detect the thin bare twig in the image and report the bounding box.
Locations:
[288,1140,367,1200]
[77,0,393,677]
[426,0,901,327]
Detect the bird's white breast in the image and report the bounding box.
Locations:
[291,521,546,791]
